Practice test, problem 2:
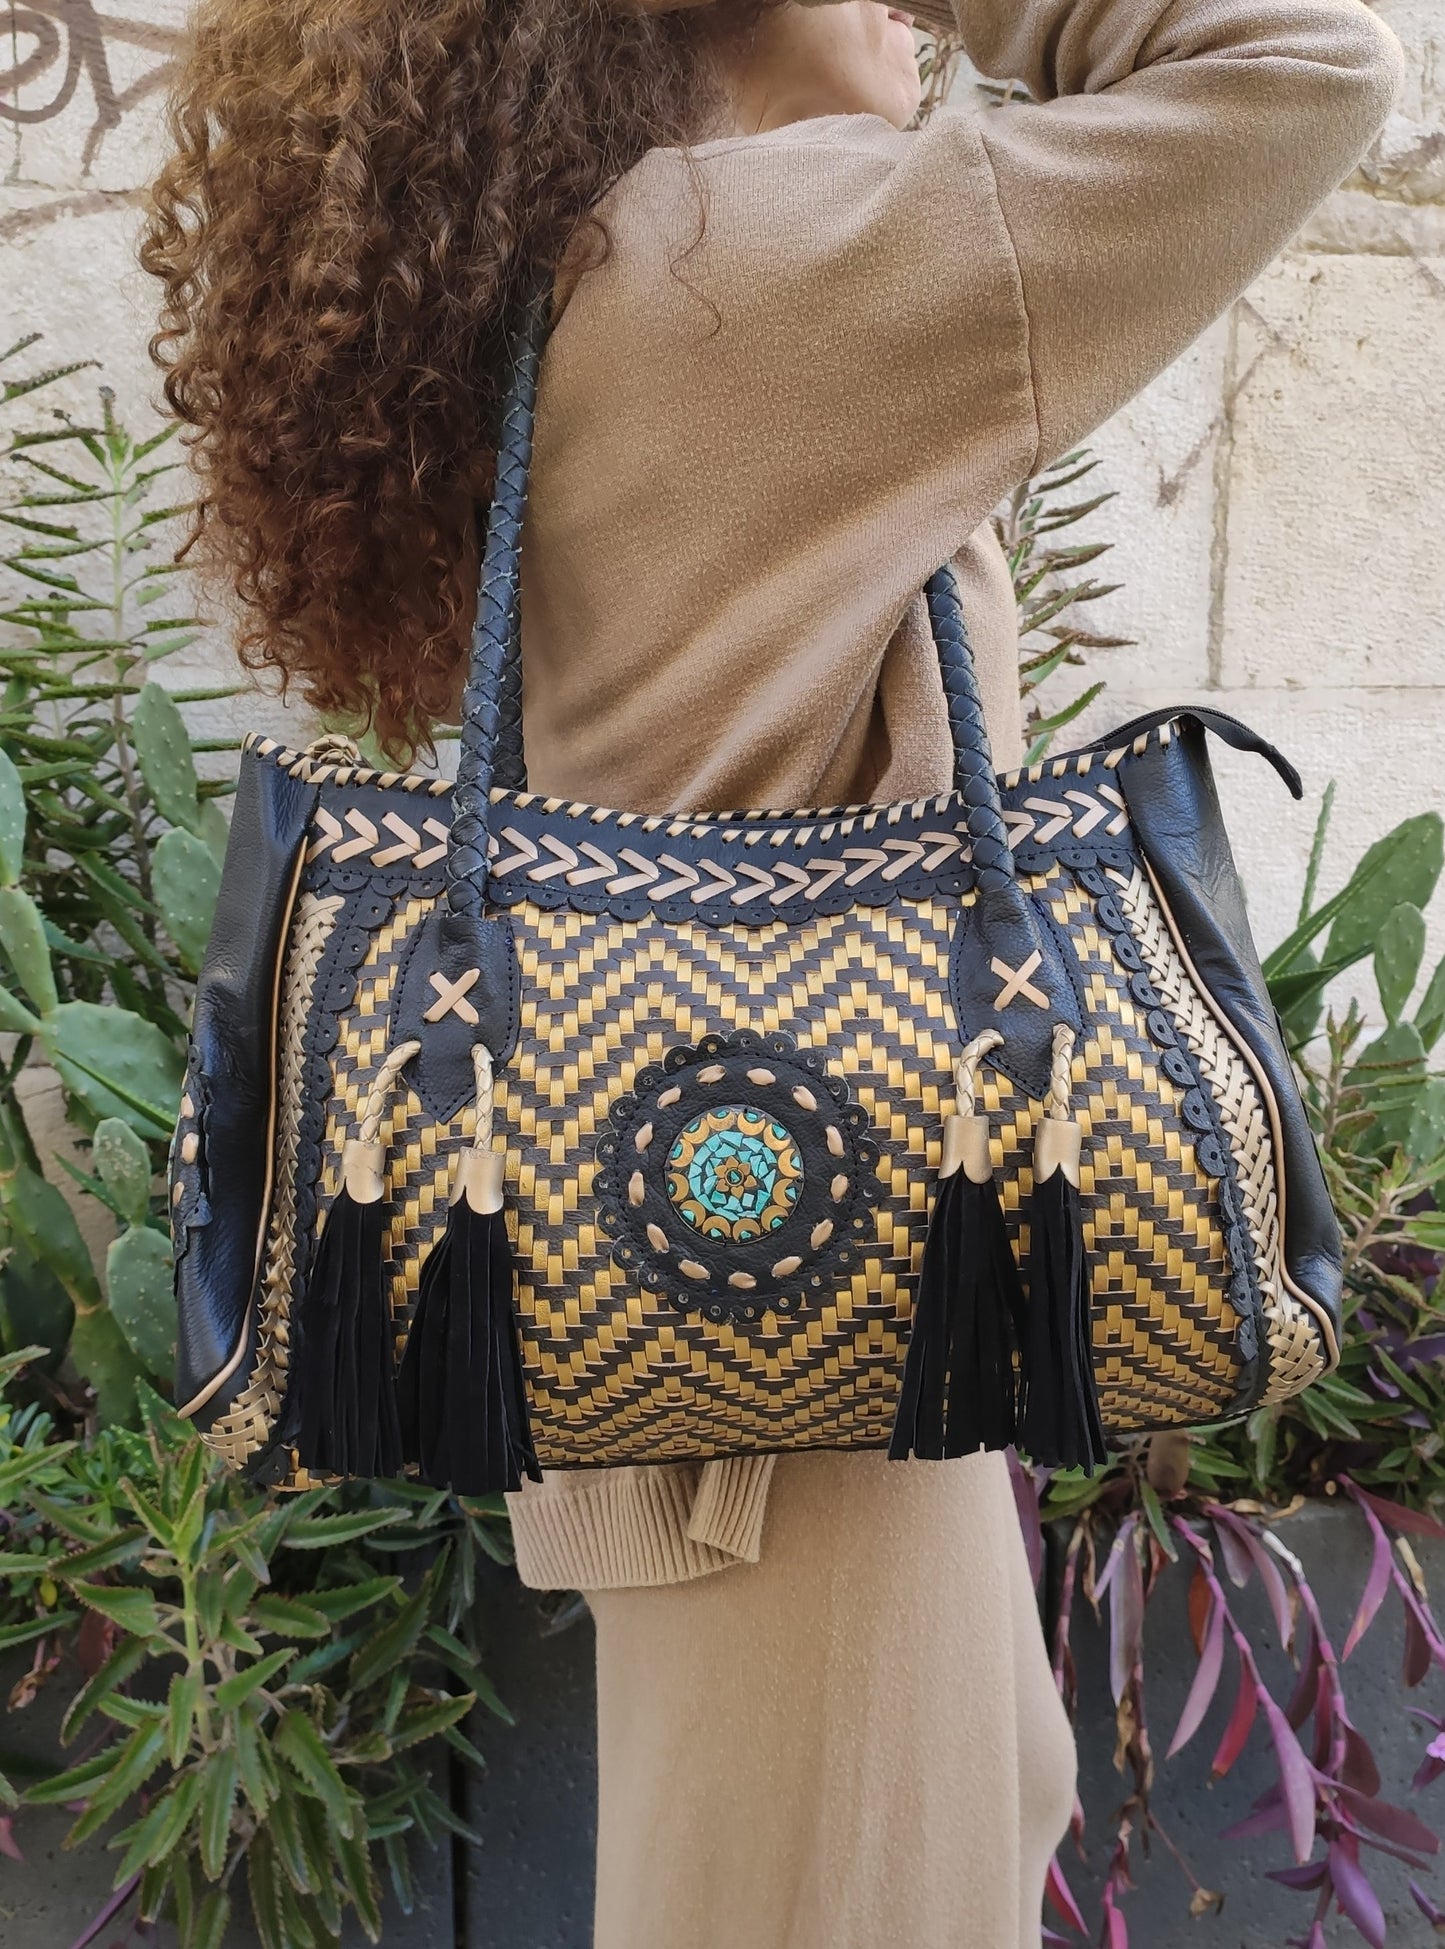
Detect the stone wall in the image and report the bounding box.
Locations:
[1061,0,1445,981]
[3,0,1442,973]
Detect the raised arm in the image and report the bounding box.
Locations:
[936,0,1403,469]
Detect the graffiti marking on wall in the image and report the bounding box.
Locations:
[3,1,179,173]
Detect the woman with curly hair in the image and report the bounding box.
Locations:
[144,2,1399,1943]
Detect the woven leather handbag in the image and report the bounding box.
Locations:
[171,307,1341,1491]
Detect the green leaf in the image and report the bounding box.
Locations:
[92,1117,153,1226]
[1297,782,1335,925]
[246,1832,286,1949]
[114,1764,202,1878]
[118,1472,178,1549]
[390,1693,475,1752]
[0,1547,62,1575]
[1417,952,1445,1052]
[69,1580,161,1636]
[1024,682,1106,761]
[1138,1480,1179,1561]
[1264,875,1369,981]
[0,886,57,1013]
[350,1584,430,1693]
[61,1632,149,1743]
[1405,1077,1445,1177]
[0,740,27,888]
[234,1705,277,1817]
[0,1609,78,1653]
[1325,814,1444,970]
[197,1744,238,1880]
[281,1509,411,1549]
[302,1576,402,1623]
[0,982,40,1034]
[68,1304,146,1427]
[265,1787,317,1893]
[1376,903,1427,1026]
[152,826,220,973]
[106,1225,175,1376]
[131,681,201,831]
[56,1527,149,1579]
[213,1647,294,1712]
[250,1594,332,1640]
[192,1888,231,1949]
[4,1167,101,1309]
[1351,1020,1428,1154]
[44,1000,183,1135]
[23,1744,121,1804]
[274,1710,356,1836]
[295,1797,345,1930]
[64,1720,166,1838]
[167,1670,204,1769]
[197,798,230,868]
[334,1823,383,1942]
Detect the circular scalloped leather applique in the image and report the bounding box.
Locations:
[595,1030,878,1323]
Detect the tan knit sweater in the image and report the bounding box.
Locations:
[507,0,1401,1590]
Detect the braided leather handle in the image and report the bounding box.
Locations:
[446,291,546,918]
[446,295,1017,905]
[925,567,1016,894]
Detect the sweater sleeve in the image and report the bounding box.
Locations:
[950,0,1403,469]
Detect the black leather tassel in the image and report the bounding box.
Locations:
[398,1146,541,1497]
[890,1102,1027,1462]
[295,1140,404,1480]
[1019,1029,1107,1473]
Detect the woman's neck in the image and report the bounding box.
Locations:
[709,5,922,137]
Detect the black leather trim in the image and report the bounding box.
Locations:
[174,751,319,1422]
[390,908,520,1121]
[948,890,1084,1101]
[1119,721,1342,1352]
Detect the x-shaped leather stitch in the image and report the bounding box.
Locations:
[990,950,1050,1011]
[424,968,481,1025]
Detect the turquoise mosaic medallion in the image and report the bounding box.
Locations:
[666,1106,804,1244]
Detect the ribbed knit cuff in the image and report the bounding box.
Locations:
[507,1459,774,1592]
[686,1455,775,1563]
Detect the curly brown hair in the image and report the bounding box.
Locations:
[141,0,745,758]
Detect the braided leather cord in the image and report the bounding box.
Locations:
[448,299,1025,908]
[446,291,547,917]
[926,566,1017,893]
[492,604,527,792]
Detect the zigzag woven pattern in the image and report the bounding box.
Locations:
[223,856,1266,1474]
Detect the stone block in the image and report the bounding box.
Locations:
[1055,320,1227,699]
[1218,254,1445,692]
[1,186,162,423]
[1365,0,1445,185]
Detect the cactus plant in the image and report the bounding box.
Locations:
[1376,901,1427,1026]
[132,680,206,837]
[152,827,223,974]
[105,1224,175,1377]
[1324,812,1443,969]
[92,1117,153,1227]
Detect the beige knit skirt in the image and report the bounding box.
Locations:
[585,1448,1076,1949]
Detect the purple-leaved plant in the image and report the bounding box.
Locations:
[1033,1467,1445,1946]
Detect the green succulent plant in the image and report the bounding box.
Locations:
[0,342,237,1418]
[0,1372,513,1949]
